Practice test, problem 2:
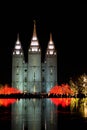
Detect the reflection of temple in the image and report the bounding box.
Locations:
[11,99,41,130]
[12,21,57,93]
[41,98,58,130]
[11,99,58,130]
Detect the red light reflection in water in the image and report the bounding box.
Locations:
[0,85,21,107]
[50,98,71,107]
[0,98,17,107]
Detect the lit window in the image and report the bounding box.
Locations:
[46,52,48,55]
[32,48,38,51]
[13,52,15,55]
[51,69,53,73]
[16,50,20,55]
[31,41,38,46]
[15,45,21,49]
[29,49,31,52]
[16,41,20,44]
[49,51,53,55]
[39,49,41,52]
[32,36,37,40]
[54,52,56,55]
[21,52,23,55]
[49,41,53,44]
[16,68,19,73]
[49,45,54,49]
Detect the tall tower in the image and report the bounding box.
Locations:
[12,34,24,92]
[27,21,41,93]
[45,33,57,92]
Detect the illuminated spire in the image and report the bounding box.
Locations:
[50,33,52,42]
[46,33,56,55]
[17,33,19,42]
[33,20,37,38]
[29,20,41,52]
[13,33,23,55]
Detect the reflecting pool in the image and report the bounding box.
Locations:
[0,98,87,130]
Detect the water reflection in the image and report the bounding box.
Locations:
[11,98,58,130]
[0,98,87,130]
[0,98,17,106]
[70,98,87,117]
[50,98,71,107]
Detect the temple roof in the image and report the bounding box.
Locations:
[13,33,24,55]
[29,20,41,52]
[46,33,56,55]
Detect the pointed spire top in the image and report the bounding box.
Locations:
[13,33,24,55]
[46,32,56,55]
[50,33,52,42]
[33,19,36,25]
[17,33,20,41]
[29,20,40,52]
[33,20,37,37]
[16,33,20,44]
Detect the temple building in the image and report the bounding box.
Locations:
[12,21,57,93]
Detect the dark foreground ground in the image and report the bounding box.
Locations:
[0,93,86,99]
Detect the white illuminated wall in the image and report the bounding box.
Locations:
[11,99,41,130]
[12,22,57,93]
[12,35,24,92]
[45,33,57,92]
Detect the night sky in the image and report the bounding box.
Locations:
[0,3,87,85]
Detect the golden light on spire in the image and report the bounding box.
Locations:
[29,20,41,52]
[17,33,19,41]
[13,33,23,55]
[46,32,56,55]
[50,33,52,42]
[16,33,20,44]
[33,20,37,38]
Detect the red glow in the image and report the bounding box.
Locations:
[0,98,17,106]
[0,85,21,106]
[0,84,22,95]
[50,98,71,107]
[49,84,74,96]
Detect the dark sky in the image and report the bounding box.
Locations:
[0,3,87,85]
